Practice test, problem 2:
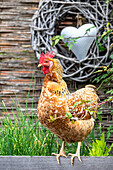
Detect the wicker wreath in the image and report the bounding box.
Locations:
[31,0,113,82]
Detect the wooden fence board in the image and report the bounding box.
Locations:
[0,156,113,170]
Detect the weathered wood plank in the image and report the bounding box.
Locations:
[0,0,39,120]
[20,0,40,3]
[0,156,113,170]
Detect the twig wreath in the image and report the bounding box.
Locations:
[31,0,113,82]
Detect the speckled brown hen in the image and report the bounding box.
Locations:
[37,52,99,165]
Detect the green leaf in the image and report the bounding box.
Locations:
[51,41,56,47]
[96,36,100,43]
[107,132,111,139]
[110,110,113,115]
[97,111,102,115]
[107,125,112,130]
[65,112,72,119]
[99,46,106,51]
[64,42,68,47]
[54,114,57,118]
[105,0,109,4]
[71,120,75,124]
[73,102,79,107]
[49,116,55,122]
[105,0,111,4]
[51,36,56,40]
[109,54,113,59]
[101,31,107,39]
[101,74,108,79]
[98,115,103,122]
[85,26,96,35]
[55,35,61,39]
[54,38,60,45]
[106,89,113,94]
[104,35,108,41]
[69,44,73,50]
[106,22,110,28]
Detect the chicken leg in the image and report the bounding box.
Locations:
[52,141,67,164]
[68,142,82,165]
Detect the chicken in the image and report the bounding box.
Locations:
[37,51,99,165]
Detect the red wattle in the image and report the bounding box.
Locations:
[42,66,49,74]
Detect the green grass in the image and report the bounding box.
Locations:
[0,110,95,156]
[88,133,113,156]
[0,103,108,156]
[0,112,57,156]
[0,76,57,156]
[0,100,112,156]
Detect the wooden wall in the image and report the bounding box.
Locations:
[0,0,41,120]
[0,0,113,146]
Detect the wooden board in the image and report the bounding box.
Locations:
[0,156,113,170]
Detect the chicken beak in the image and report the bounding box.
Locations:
[37,64,43,67]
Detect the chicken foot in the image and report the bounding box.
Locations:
[68,142,82,165]
[52,141,67,164]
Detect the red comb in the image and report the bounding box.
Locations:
[39,51,54,64]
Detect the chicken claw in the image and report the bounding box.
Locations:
[68,142,82,165]
[52,152,67,164]
[52,141,67,164]
[68,153,82,165]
